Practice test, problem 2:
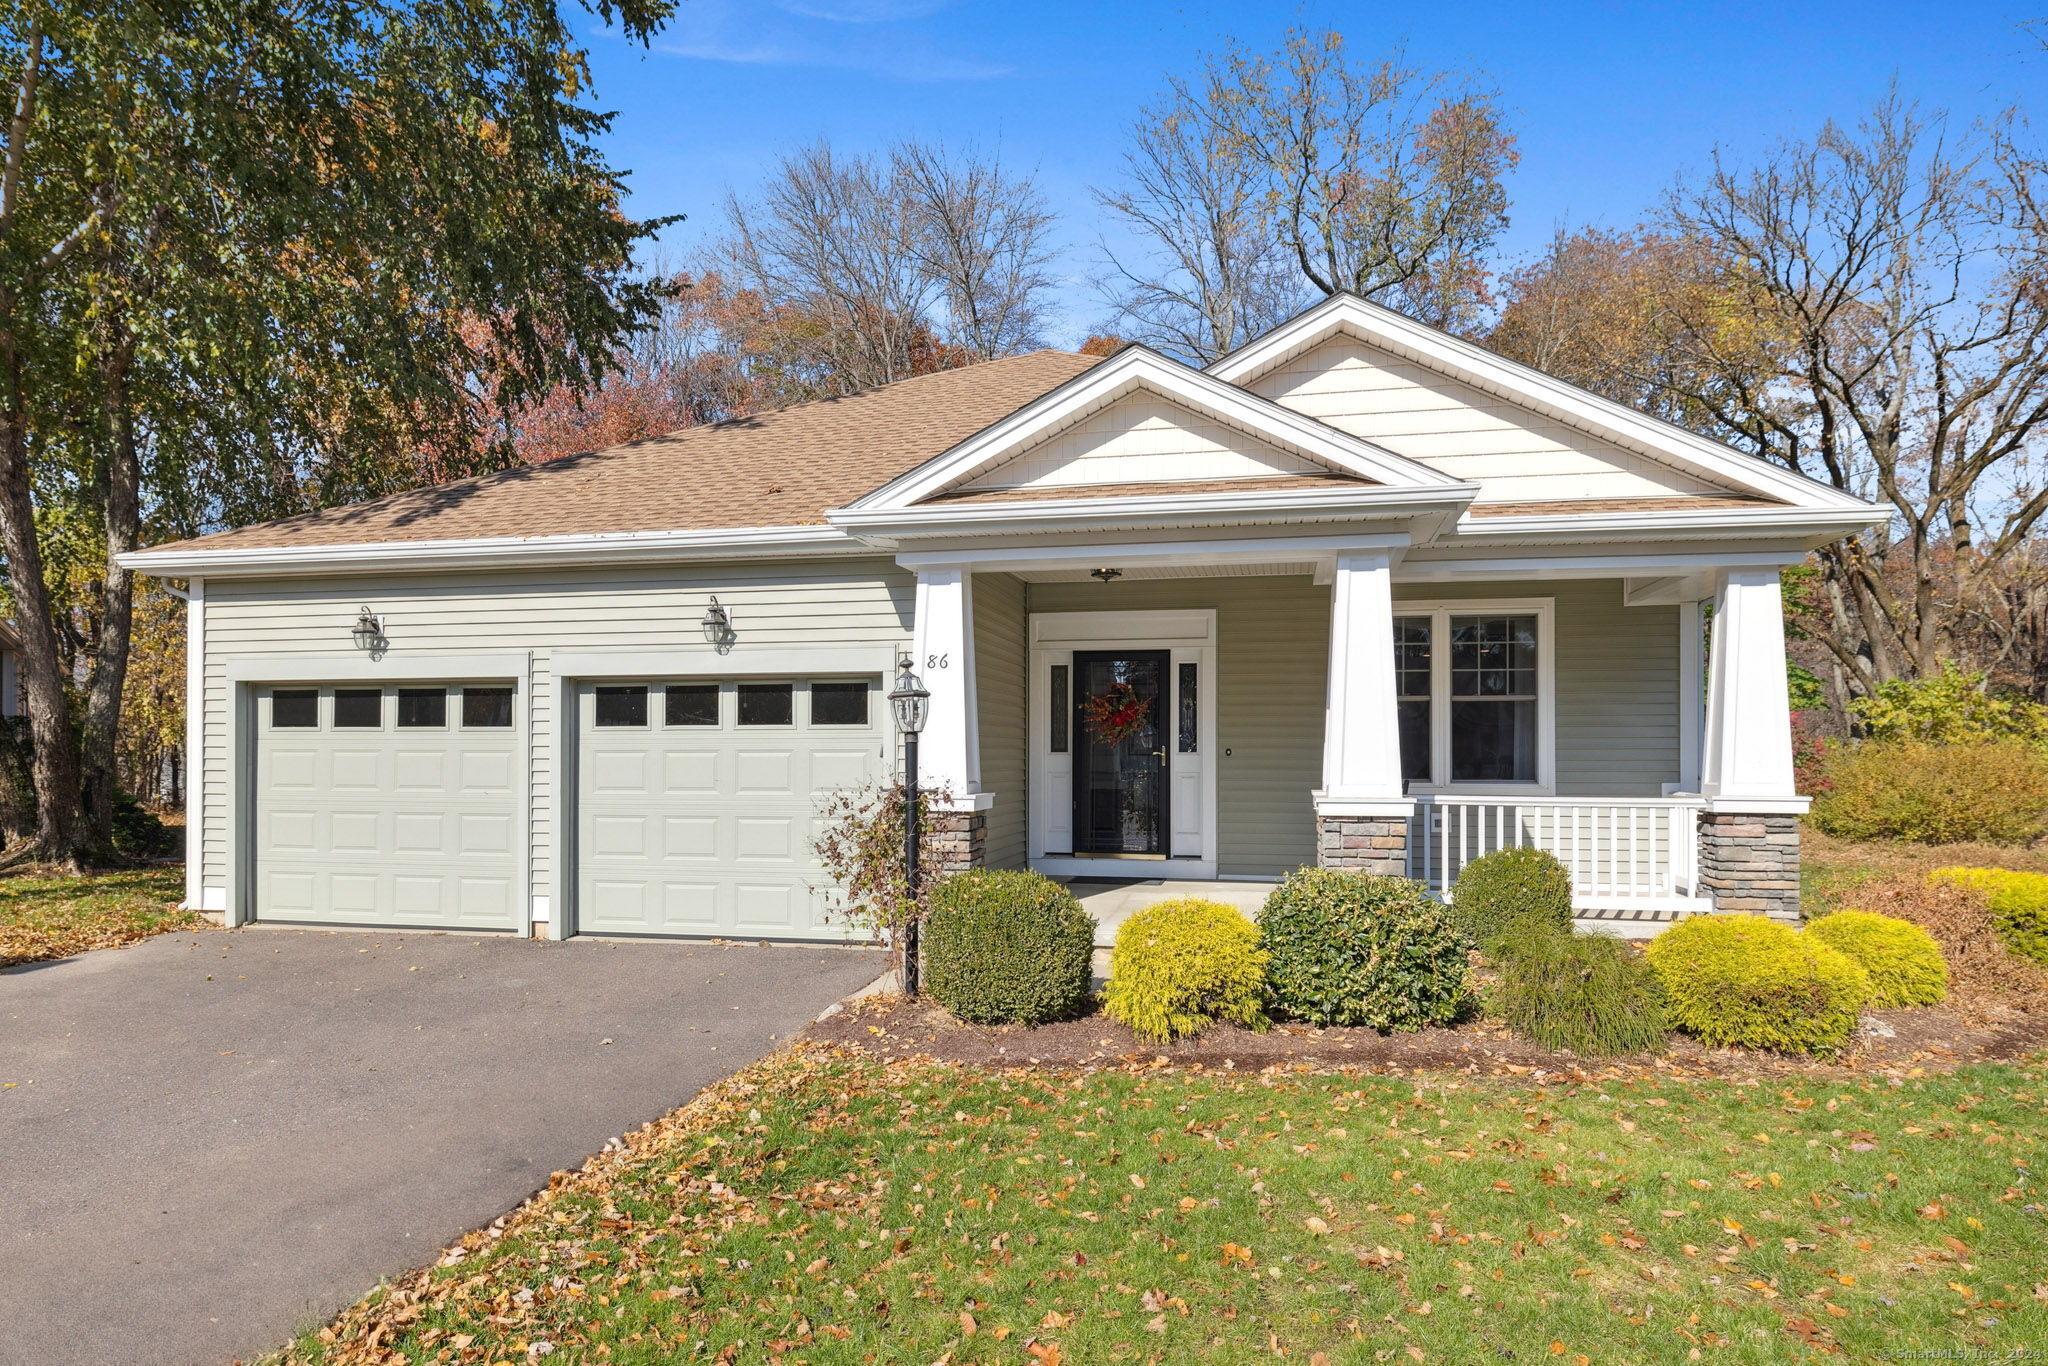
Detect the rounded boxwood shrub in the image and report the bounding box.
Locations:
[1491,932,1667,1058]
[1103,898,1268,1042]
[923,870,1096,1025]
[1929,866,2048,968]
[1449,846,1573,957]
[1804,909,1949,1007]
[1257,867,1472,1030]
[1645,915,1871,1056]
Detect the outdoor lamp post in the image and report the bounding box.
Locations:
[888,654,930,993]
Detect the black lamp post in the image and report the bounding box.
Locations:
[888,654,931,994]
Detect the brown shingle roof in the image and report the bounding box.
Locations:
[925,473,1373,505]
[144,350,1105,555]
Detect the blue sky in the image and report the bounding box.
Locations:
[583,0,2046,345]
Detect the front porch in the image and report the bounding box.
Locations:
[906,546,1808,921]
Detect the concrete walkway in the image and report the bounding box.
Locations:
[0,928,884,1366]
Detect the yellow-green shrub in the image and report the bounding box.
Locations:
[1645,915,1871,1056]
[1808,740,2048,845]
[1103,898,1268,1042]
[1804,910,1949,1007]
[1929,866,2048,968]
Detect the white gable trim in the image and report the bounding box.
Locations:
[845,345,1464,512]
[1208,294,1875,514]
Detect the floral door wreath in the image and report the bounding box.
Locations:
[1082,681,1151,746]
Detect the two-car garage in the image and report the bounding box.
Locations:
[249,673,885,941]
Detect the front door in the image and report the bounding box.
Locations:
[1071,650,1169,856]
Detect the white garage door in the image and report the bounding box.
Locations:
[252,683,522,930]
[575,677,884,939]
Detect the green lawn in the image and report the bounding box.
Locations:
[0,866,200,969]
[282,1045,2047,1365]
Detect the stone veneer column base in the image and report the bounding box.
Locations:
[1315,814,1409,877]
[1697,811,1801,920]
[929,809,987,874]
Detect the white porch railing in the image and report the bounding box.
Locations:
[1407,796,1706,911]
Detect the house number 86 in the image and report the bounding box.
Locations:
[926,653,949,669]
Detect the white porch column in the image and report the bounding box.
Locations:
[1698,566,1806,919]
[1700,567,1802,808]
[1315,552,1411,873]
[910,567,982,803]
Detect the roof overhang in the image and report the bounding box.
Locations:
[1209,293,1882,517]
[115,524,869,579]
[828,483,1479,550]
[1447,503,1884,549]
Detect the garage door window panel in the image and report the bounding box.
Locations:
[271,689,318,728]
[462,686,514,728]
[809,681,868,726]
[665,683,719,726]
[738,683,793,727]
[594,685,648,727]
[397,688,447,728]
[333,689,382,728]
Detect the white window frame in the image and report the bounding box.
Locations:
[1392,597,1556,796]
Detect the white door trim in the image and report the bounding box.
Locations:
[1028,609,1218,881]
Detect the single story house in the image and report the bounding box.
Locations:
[123,293,1882,941]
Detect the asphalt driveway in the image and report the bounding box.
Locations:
[0,928,885,1366]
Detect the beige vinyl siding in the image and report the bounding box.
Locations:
[973,573,1028,868]
[198,558,913,899]
[961,392,1320,492]
[1026,575,1329,879]
[1394,578,1681,795]
[1250,336,1732,504]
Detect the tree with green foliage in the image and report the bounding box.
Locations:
[0,0,676,865]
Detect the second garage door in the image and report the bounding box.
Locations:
[574,677,885,939]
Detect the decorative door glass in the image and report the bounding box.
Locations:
[1071,651,1168,855]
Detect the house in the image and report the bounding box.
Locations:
[121,294,1882,942]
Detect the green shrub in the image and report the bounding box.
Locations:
[923,870,1096,1025]
[1491,933,1667,1058]
[1808,740,2048,845]
[1103,898,1268,1042]
[1804,909,1949,1007]
[1929,867,2048,969]
[1449,846,1574,957]
[1850,662,2048,746]
[1646,915,1871,1056]
[112,793,178,860]
[1257,868,1472,1030]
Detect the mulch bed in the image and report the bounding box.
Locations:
[806,991,2048,1080]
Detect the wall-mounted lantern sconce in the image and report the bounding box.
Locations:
[1090,567,1123,583]
[701,596,737,651]
[350,606,385,651]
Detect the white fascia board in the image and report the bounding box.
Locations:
[1396,549,1811,582]
[847,346,1461,512]
[1208,293,1879,514]
[829,484,1477,545]
[1449,503,1882,546]
[117,524,862,579]
[896,532,1412,576]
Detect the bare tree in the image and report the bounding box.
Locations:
[893,141,1056,361]
[1095,99,1305,361]
[1492,94,2048,699]
[1095,29,1517,361]
[714,139,1057,397]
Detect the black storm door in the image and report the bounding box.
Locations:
[1071,650,1169,856]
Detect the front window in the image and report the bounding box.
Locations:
[1393,608,1545,788]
